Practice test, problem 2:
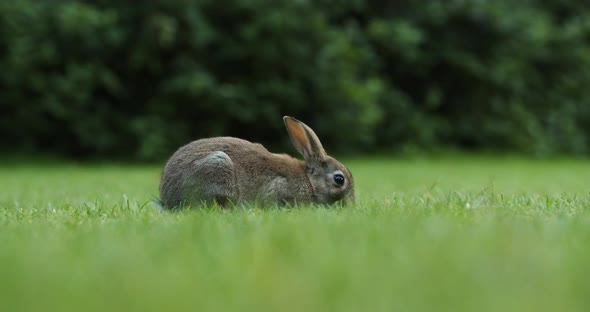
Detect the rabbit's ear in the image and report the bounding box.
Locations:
[284,116,326,161]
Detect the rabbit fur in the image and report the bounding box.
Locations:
[159,116,355,209]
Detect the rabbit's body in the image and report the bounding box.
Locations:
[159,137,313,207]
[159,117,354,209]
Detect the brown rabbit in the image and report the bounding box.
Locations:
[159,116,355,209]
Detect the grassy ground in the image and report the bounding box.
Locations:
[0,156,589,312]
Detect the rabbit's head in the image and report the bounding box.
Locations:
[284,116,355,205]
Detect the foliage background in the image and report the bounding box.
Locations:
[2,0,590,160]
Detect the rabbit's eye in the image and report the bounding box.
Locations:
[333,174,345,186]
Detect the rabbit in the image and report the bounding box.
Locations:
[158,116,355,209]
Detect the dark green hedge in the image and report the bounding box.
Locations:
[2,0,590,160]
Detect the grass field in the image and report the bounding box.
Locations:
[1,156,589,312]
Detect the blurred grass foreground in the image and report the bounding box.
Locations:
[1,157,590,312]
[2,1,590,160]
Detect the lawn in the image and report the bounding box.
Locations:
[0,156,589,312]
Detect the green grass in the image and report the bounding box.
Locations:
[1,156,589,312]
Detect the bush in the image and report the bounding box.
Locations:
[1,0,590,159]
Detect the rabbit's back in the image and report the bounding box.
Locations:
[181,137,269,156]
